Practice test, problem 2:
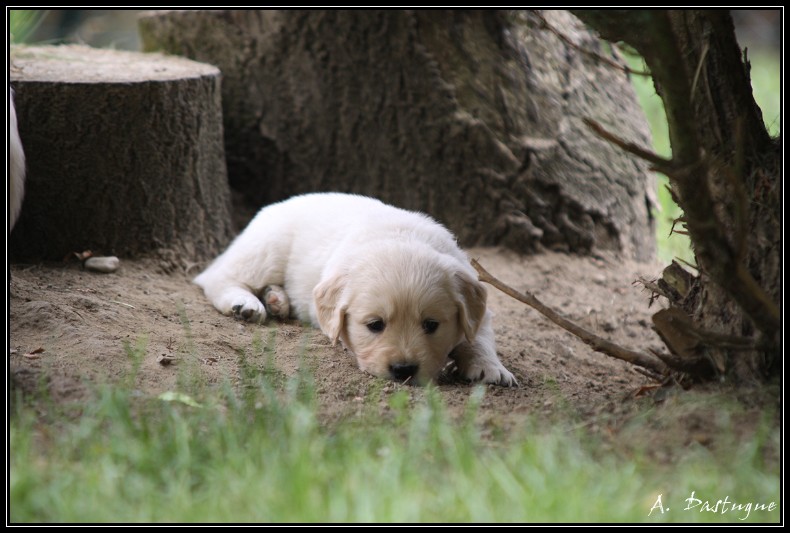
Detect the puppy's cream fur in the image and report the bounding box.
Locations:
[9,87,25,230]
[195,193,516,386]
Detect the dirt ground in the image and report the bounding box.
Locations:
[8,246,778,457]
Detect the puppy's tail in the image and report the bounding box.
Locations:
[9,86,26,231]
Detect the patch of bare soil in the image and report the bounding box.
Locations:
[8,247,778,458]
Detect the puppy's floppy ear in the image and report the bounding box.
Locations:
[313,272,348,345]
[454,271,488,341]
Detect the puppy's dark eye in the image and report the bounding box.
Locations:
[422,319,439,335]
[367,319,385,333]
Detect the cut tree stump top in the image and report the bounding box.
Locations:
[10,44,219,83]
[9,44,232,262]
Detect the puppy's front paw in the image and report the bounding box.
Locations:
[230,295,267,323]
[458,359,518,387]
[263,285,290,319]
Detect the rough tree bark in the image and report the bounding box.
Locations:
[140,9,656,260]
[573,10,780,382]
[9,44,232,262]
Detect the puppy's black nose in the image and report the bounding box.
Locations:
[390,363,419,382]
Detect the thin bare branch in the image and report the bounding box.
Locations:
[632,366,666,383]
[676,257,699,272]
[471,259,669,377]
[582,118,673,170]
[534,11,651,77]
[689,38,710,98]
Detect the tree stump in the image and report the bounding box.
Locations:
[9,44,232,262]
[140,9,656,260]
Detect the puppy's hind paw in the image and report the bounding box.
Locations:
[230,295,267,323]
[262,285,290,320]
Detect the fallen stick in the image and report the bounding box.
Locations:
[471,259,669,377]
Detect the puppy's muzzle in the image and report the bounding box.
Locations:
[389,363,419,382]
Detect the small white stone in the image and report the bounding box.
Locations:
[84,256,120,273]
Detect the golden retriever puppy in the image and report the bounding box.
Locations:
[9,87,25,231]
[195,193,516,386]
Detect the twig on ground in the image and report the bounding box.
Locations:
[110,300,136,309]
[471,259,668,378]
[632,366,666,383]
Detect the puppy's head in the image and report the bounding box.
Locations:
[313,244,487,385]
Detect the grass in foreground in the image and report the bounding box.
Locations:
[9,335,780,523]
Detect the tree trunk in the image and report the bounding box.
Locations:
[9,44,232,263]
[573,10,780,382]
[140,9,656,260]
